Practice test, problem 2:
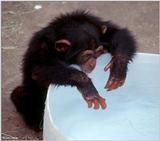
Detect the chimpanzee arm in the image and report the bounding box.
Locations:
[32,63,90,87]
[32,63,106,109]
[101,21,137,91]
[26,27,106,109]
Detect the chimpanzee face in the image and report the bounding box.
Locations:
[54,26,107,73]
[55,27,100,59]
[76,45,105,73]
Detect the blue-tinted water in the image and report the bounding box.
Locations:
[47,53,160,140]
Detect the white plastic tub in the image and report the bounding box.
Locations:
[43,53,160,141]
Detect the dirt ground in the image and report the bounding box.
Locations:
[1,1,159,140]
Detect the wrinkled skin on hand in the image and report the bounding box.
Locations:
[80,57,96,73]
[77,82,106,109]
[104,57,127,91]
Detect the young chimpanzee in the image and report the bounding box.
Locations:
[11,10,137,131]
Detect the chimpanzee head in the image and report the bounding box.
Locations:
[54,24,107,73]
[55,27,98,55]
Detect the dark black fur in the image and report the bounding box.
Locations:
[11,10,137,130]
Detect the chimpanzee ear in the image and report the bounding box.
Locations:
[55,39,71,52]
[101,25,107,34]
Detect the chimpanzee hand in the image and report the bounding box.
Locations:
[104,57,127,91]
[77,82,106,109]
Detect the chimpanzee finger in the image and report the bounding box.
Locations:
[104,58,114,72]
[104,76,115,89]
[97,96,107,109]
[82,95,93,108]
[110,79,125,89]
[107,78,125,91]
[86,100,93,108]
[93,99,100,109]
[118,79,125,87]
[104,62,112,72]
[107,80,119,91]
